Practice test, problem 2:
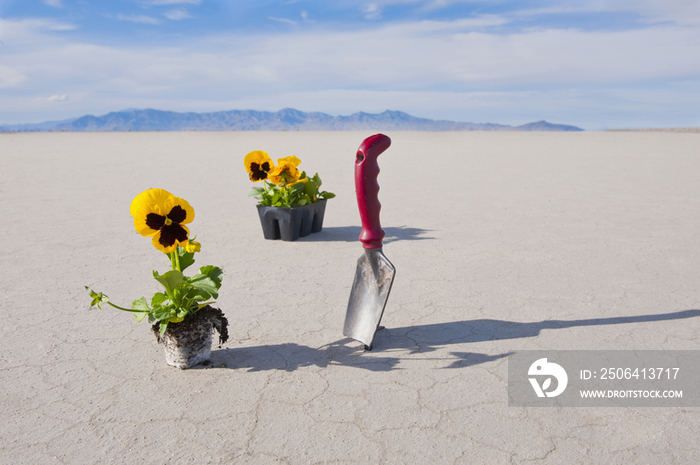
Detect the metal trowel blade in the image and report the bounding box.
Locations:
[343,248,396,349]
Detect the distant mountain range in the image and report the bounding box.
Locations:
[0,108,584,132]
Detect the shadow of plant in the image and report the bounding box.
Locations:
[205,309,700,372]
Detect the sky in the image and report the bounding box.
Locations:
[0,0,699,129]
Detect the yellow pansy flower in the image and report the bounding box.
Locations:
[244,150,274,182]
[185,240,201,253]
[130,188,195,253]
[268,155,301,185]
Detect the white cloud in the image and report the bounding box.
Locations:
[116,14,162,25]
[164,10,193,21]
[1,14,698,128]
[514,0,700,26]
[43,0,63,8]
[219,20,700,92]
[47,94,68,101]
[4,17,699,93]
[622,0,700,25]
[0,65,25,88]
[0,17,77,35]
[268,17,297,25]
[357,0,700,26]
[363,3,382,20]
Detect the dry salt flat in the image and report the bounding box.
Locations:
[1,130,700,464]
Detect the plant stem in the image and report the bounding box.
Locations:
[168,250,181,272]
[174,247,181,272]
[106,301,146,313]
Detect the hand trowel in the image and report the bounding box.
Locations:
[343,134,396,350]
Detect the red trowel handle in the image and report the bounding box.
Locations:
[355,134,391,249]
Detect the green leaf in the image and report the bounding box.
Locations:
[170,284,186,308]
[303,181,316,198]
[85,286,108,310]
[153,304,176,322]
[188,266,223,299]
[131,297,150,311]
[151,292,169,307]
[184,287,213,303]
[188,277,218,299]
[153,269,185,296]
[199,265,223,283]
[178,250,195,272]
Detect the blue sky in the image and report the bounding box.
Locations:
[1,0,699,129]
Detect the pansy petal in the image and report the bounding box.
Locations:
[164,197,195,225]
[151,233,173,253]
[277,155,301,167]
[156,223,189,252]
[130,188,174,236]
[268,159,301,185]
[249,162,271,181]
[185,240,201,253]
[130,188,173,218]
[244,151,274,174]
[175,224,190,246]
[132,212,164,237]
[245,151,274,182]
[151,224,189,253]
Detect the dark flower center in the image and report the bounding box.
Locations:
[250,162,270,181]
[159,224,189,248]
[168,205,187,224]
[145,205,188,233]
[146,213,165,230]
